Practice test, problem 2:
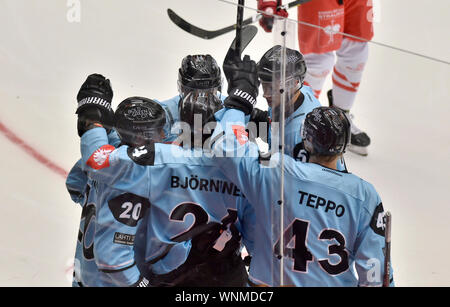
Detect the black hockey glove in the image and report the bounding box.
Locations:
[249,107,270,143]
[250,107,269,124]
[76,73,114,136]
[223,54,259,115]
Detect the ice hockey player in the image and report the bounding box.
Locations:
[252,45,321,161]
[209,51,394,286]
[71,74,169,286]
[244,45,348,171]
[76,73,254,286]
[157,54,225,143]
[66,55,254,286]
[66,61,223,286]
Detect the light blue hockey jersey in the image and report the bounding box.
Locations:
[267,85,320,158]
[80,128,254,277]
[72,177,155,287]
[66,159,88,206]
[69,130,162,287]
[208,108,394,287]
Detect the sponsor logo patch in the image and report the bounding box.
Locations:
[113,232,135,246]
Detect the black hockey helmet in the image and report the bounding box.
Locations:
[178,90,222,128]
[178,55,223,129]
[257,45,307,83]
[301,107,351,156]
[178,54,222,98]
[114,96,166,147]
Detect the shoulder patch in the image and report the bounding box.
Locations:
[127,143,155,165]
[232,125,249,145]
[86,145,115,170]
[370,202,386,237]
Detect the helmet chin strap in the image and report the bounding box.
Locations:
[294,79,303,92]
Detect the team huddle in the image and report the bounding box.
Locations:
[66,39,394,287]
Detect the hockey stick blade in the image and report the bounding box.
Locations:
[224,25,258,68]
[168,8,255,40]
[167,0,311,40]
[229,25,258,54]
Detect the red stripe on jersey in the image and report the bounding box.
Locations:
[232,125,249,145]
[86,145,115,170]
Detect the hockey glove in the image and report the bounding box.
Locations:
[223,54,259,115]
[257,0,289,33]
[250,107,269,125]
[249,107,270,142]
[76,73,114,136]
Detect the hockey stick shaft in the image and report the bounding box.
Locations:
[383,211,392,287]
[236,0,245,55]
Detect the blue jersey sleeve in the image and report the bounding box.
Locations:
[66,159,88,206]
[67,130,122,206]
[236,198,255,255]
[210,108,265,205]
[354,184,394,287]
[80,130,152,198]
[108,128,122,147]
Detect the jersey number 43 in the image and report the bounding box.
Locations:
[274,218,349,275]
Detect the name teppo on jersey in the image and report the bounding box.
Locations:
[298,190,346,217]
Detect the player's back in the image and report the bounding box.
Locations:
[146,145,250,270]
[248,155,384,287]
[82,137,253,282]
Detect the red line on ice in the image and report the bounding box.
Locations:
[0,120,68,179]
